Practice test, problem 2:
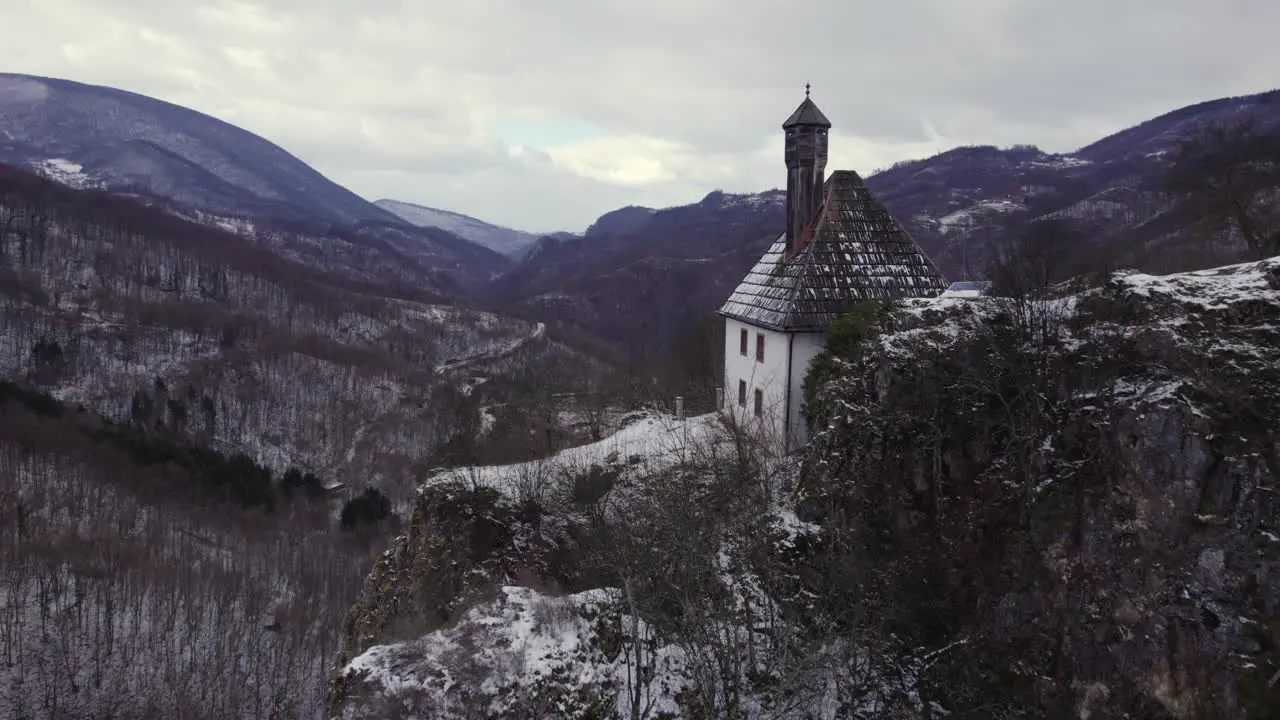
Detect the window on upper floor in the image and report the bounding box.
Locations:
[753,389,763,418]
[756,333,764,362]
[739,328,748,356]
[738,380,747,406]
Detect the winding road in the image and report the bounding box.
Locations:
[433,322,547,376]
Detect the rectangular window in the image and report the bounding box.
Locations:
[756,333,765,362]
[753,389,763,418]
[738,380,747,406]
[739,328,748,356]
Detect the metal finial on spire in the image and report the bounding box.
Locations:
[805,82,810,97]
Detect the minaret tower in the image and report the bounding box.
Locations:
[782,83,831,254]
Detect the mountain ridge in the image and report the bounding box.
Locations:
[0,72,400,226]
[0,72,524,295]
[489,87,1280,360]
[375,198,550,259]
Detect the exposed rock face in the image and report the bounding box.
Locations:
[801,257,1280,718]
[328,258,1278,718]
[324,418,901,719]
[326,483,577,714]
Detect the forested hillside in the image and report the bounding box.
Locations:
[0,163,557,499]
[0,381,373,718]
[0,162,604,719]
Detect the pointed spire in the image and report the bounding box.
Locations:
[782,86,831,129]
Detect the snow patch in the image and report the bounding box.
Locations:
[376,199,542,257]
[0,75,51,103]
[426,412,726,496]
[342,586,689,717]
[937,197,1024,231]
[46,158,82,174]
[1113,256,1280,311]
[38,158,94,188]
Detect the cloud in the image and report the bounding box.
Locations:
[4,0,1278,231]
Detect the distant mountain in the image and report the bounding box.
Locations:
[868,89,1280,277]
[584,205,658,238]
[488,189,785,361]
[0,73,515,292]
[375,199,546,259]
[0,73,399,226]
[488,89,1280,359]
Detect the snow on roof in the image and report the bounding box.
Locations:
[424,412,728,496]
[940,280,992,298]
[719,170,948,331]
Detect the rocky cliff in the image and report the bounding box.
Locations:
[328,257,1280,718]
[801,255,1280,717]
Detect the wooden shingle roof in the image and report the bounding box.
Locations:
[782,97,831,129]
[719,170,948,331]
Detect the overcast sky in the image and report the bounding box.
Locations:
[5,0,1278,232]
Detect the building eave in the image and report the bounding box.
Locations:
[719,309,835,334]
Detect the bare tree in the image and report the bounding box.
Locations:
[1165,115,1280,259]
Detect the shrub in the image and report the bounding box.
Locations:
[802,302,885,416]
[341,488,392,529]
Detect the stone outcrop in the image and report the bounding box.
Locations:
[801,257,1280,718]
[328,257,1280,718]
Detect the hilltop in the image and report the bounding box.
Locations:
[327,253,1280,718]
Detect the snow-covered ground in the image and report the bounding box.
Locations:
[1112,254,1280,309]
[344,586,690,718]
[425,411,727,495]
[936,197,1025,232]
[36,157,95,188]
[337,407,922,719]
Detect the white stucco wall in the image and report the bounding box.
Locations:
[786,332,827,452]
[721,318,790,446]
[721,319,829,452]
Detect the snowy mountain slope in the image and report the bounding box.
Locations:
[867,88,1280,274]
[1075,88,1280,161]
[489,189,785,361]
[376,198,545,259]
[173,205,512,295]
[0,73,395,226]
[0,74,517,291]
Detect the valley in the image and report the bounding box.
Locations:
[0,61,1277,719]
[0,162,605,718]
